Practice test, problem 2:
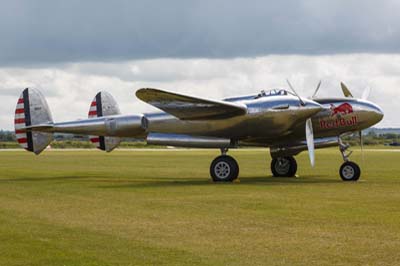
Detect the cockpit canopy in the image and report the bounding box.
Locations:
[255,89,293,99]
[223,89,295,102]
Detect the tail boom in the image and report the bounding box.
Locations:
[33,115,147,137]
[15,88,147,154]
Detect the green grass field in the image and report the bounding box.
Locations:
[0,148,400,266]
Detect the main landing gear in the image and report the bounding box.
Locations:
[271,157,297,177]
[338,139,361,181]
[210,149,239,182]
[269,138,361,181]
[210,139,362,182]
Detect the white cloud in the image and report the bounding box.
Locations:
[0,54,399,130]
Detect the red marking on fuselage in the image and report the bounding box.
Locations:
[17,98,24,104]
[15,130,25,134]
[330,103,353,117]
[88,111,97,116]
[91,101,97,107]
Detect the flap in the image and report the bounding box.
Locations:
[136,88,247,120]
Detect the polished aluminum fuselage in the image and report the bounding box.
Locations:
[143,95,383,146]
[43,92,383,150]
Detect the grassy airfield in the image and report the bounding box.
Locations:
[0,148,400,266]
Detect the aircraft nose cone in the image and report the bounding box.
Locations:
[362,101,384,126]
[372,104,384,124]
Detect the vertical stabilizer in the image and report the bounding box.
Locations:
[88,91,121,152]
[14,88,54,154]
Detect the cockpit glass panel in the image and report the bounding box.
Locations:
[255,89,293,99]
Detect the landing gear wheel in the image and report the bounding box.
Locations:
[210,155,239,182]
[340,161,361,181]
[271,157,297,177]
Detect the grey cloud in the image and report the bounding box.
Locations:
[1,0,400,65]
[0,55,399,130]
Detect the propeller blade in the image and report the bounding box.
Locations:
[362,87,371,100]
[312,80,322,99]
[286,79,305,106]
[359,131,365,164]
[341,82,354,98]
[306,118,315,167]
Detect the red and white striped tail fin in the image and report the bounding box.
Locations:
[88,91,121,152]
[14,88,53,154]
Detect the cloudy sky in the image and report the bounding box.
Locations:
[1,0,400,129]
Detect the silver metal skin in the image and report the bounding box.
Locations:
[17,88,384,156]
[15,89,53,154]
[34,115,147,138]
[144,94,323,141]
[88,91,122,152]
[147,133,232,148]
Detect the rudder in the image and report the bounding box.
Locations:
[14,88,54,154]
[88,91,121,152]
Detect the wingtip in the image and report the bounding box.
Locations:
[135,88,149,99]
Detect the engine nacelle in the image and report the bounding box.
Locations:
[146,133,234,148]
[270,137,338,158]
[104,115,148,137]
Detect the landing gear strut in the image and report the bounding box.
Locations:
[339,138,361,181]
[210,149,239,182]
[271,156,297,177]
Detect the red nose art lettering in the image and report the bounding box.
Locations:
[319,103,358,129]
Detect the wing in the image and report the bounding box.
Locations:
[136,88,247,120]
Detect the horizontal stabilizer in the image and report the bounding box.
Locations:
[136,88,247,120]
[23,124,54,131]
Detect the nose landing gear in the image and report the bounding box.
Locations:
[339,138,361,181]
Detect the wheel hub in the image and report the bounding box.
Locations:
[275,159,290,175]
[342,165,355,179]
[214,161,231,179]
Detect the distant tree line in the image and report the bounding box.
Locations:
[0,130,399,148]
[0,130,15,141]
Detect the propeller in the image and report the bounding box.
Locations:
[359,131,365,164]
[341,82,372,164]
[341,82,371,101]
[341,82,354,98]
[286,79,315,167]
[306,118,315,167]
[362,87,371,100]
[286,79,305,106]
[311,80,322,99]
[360,86,370,163]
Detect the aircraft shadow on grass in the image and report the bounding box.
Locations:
[97,175,341,189]
[0,174,341,188]
[0,175,86,182]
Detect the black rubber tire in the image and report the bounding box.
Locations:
[271,157,297,177]
[210,155,239,182]
[340,161,361,181]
